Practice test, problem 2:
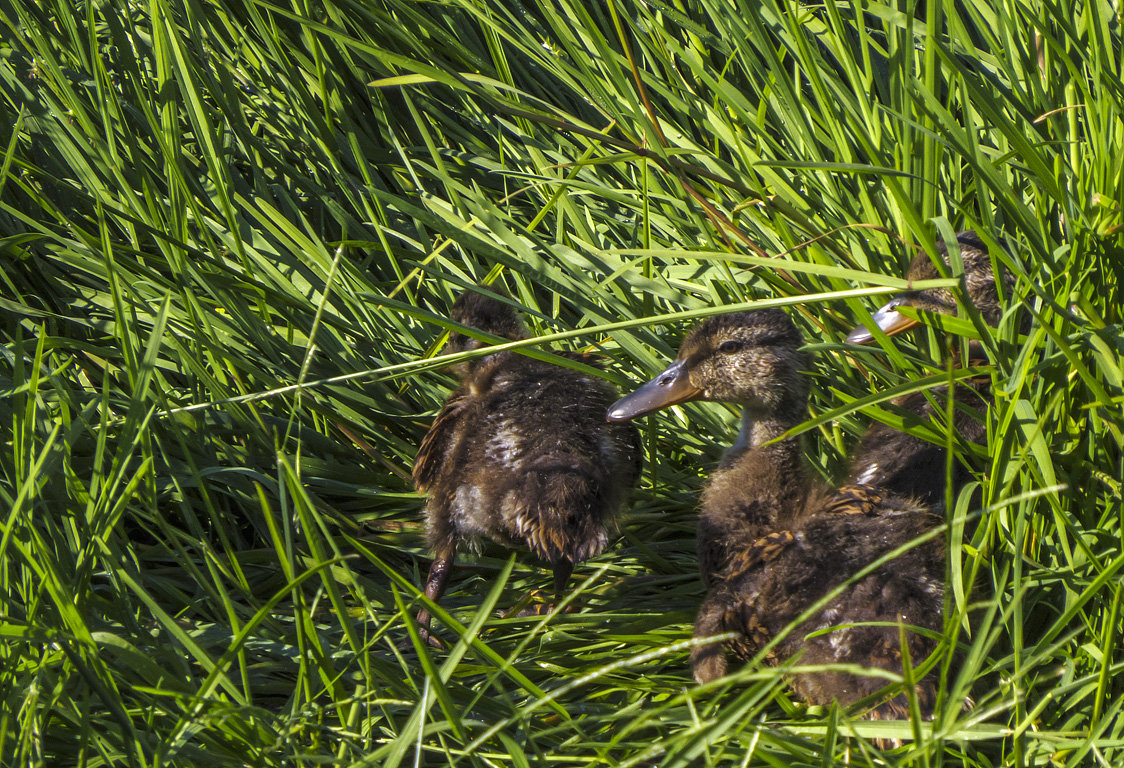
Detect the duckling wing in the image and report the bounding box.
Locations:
[724,531,798,579]
[711,497,944,694]
[413,392,471,493]
[820,483,885,516]
[714,530,799,658]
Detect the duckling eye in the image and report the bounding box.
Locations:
[718,340,743,354]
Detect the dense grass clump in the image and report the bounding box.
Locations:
[1,0,1122,764]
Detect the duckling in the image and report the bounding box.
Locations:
[608,308,944,725]
[845,231,1016,503]
[412,289,642,644]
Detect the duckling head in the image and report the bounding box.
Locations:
[608,308,808,422]
[846,231,1012,344]
[443,290,528,374]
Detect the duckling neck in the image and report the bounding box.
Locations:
[723,408,791,463]
[702,409,807,556]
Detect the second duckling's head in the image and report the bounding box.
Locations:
[846,231,1013,344]
[608,308,808,422]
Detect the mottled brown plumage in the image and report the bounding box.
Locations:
[846,231,1017,504]
[608,308,944,729]
[412,289,641,644]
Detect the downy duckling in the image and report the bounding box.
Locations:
[609,308,944,725]
[413,289,642,644]
[845,231,1017,503]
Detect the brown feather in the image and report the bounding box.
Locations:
[614,307,949,733]
[412,393,470,493]
[411,289,642,639]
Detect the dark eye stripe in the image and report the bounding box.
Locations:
[717,334,791,354]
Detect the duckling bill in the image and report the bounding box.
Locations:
[412,289,641,645]
[609,308,945,730]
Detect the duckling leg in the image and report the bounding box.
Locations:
[551,559,574,603]
[864,698,908,750]
[691,595,729,683]
[415,543,456,648]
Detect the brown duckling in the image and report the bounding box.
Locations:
[608,308,944,725]
[412,289,642,644]
[845,231,1017,504]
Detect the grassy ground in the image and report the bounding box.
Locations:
[2,0,1122,764]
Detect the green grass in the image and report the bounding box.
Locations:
[1,0,1122,764]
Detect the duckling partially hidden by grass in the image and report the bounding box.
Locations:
[412,289,641,646]
[608,308,945,733]
[845,231,1015,505]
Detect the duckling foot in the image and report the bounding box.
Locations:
[864,699,911,750]
[504,589,579,618]
[691,597,730,683]
[691,645,728,684]
[516,601,579,617]
[396,624,446,652]
[871,737,903,751]
[417,627,446,650]
[400,549,455,652]
[397,605,447,652]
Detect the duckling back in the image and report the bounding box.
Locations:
[422,351,641,564]
[845,385,989,505]
[717,486,944,715]
[414,288,641,569]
